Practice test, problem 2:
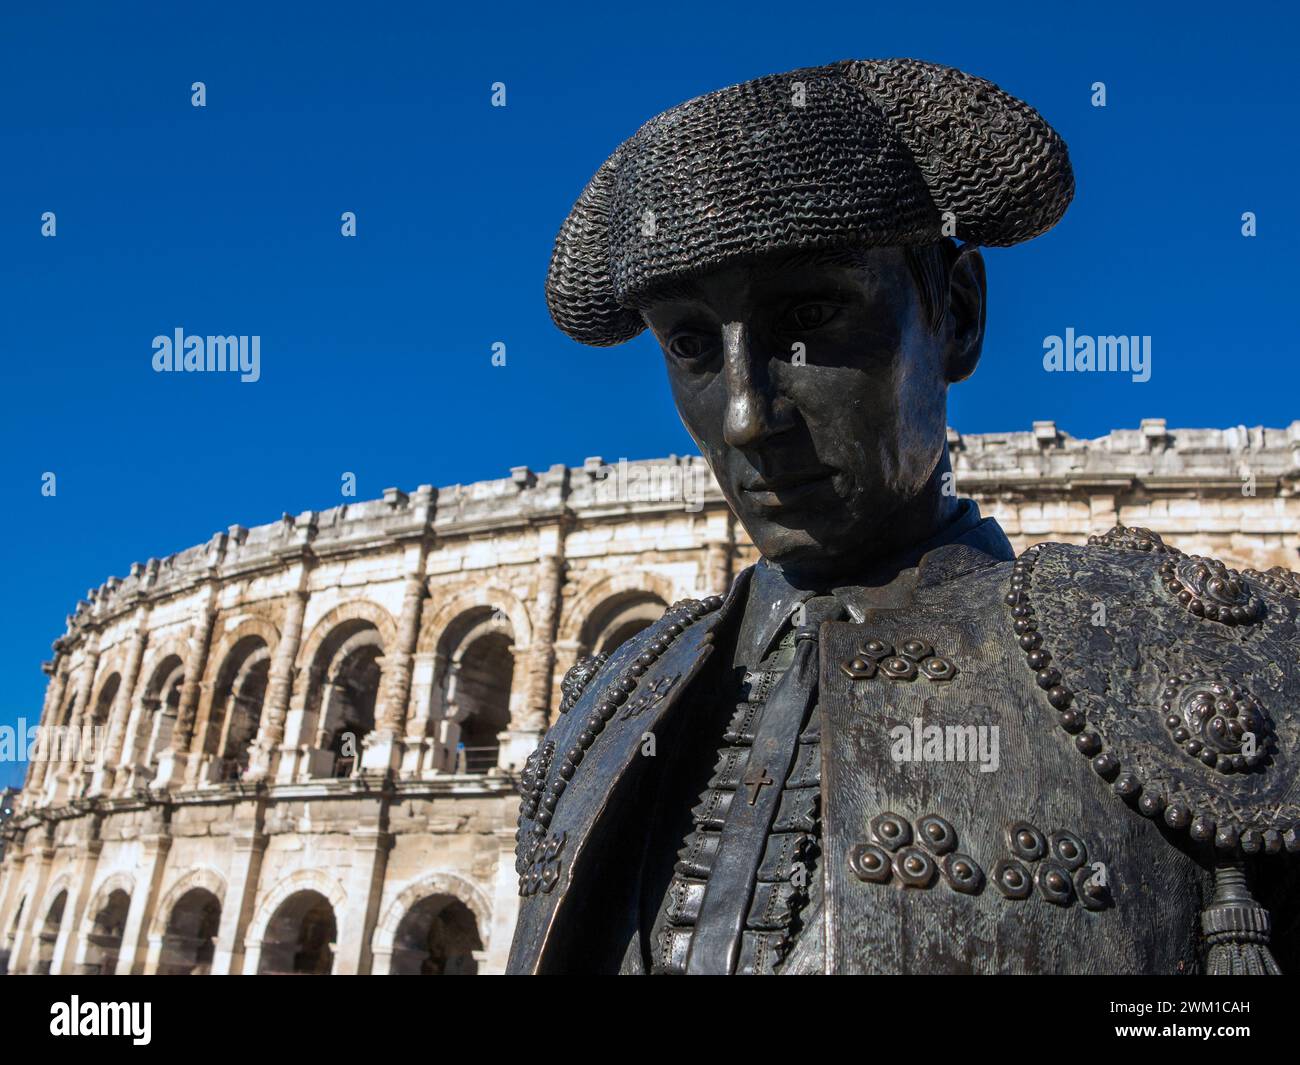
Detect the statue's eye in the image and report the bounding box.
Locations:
[782,302,839,331]
[668,333,712,360]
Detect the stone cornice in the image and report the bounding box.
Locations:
[9,772,520,828]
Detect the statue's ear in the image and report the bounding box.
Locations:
[945,244,986,383]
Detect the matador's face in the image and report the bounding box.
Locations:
[641,244,986,579]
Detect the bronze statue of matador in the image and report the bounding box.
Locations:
[507,59,1300,974]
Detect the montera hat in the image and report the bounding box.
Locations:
[545,58,1073,347]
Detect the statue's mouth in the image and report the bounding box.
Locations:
[741,465,836,508]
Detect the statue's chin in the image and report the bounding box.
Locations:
[750,526,854,576]
[746,505,901,581]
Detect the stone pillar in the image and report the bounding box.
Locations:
[484,826,522,974]
[114,693,157,797]
[525,552,564,730]
[400,651,441,775]
[94,608,149,795]
[334,816,392,975]
[181,679,218,787]
[154,587,218,788]
[363,564,427,773]
[210,805,267,975]
[0,848,22,930]
[246,567,310,781]
[51,819,103,974]
[210,834,267,974]
[10,834,55,974]
[23,663,68,807]
[114,827,172,975]
[501,539,564,770]
[0,847,28,972]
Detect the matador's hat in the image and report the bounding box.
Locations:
[546,58,1073,346]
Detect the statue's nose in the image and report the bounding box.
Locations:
[722,322,787,449]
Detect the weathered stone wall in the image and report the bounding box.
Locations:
[1,422,1296,974]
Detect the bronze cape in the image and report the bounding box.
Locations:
[509,521,1300,974]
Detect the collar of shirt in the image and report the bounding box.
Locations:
[733,499,1014,666]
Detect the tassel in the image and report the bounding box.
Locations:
[1202,861,1281,975]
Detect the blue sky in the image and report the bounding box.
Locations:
[1,1,1296,786]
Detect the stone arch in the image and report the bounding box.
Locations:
[143,656,186,702]
[288,603,397,780]
[34,881,71,974]
[316,629,385,777]
[296,600,397,673]
[371,872,492,975]
[257,890,337,975]
[424,602,520,773]
[42,871,77,911]
[53,679,80,729]
[152,871,225,976]
[149,868,227,938]
[372,871,492,952]
[136,635,192,693]
[327,628,385,674]
[557,571,676,647]
[200,622,278,781]
[89,670,122,730]
[245,869,347,946]
[128,648,186,773]
[418,585,534,656]
[582,591,669,657]
[79,880,132,976]
[203,617,280,686]
[83,871,135,929]
[87,644,130,726]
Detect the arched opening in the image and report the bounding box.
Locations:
[437,609,516,774]
[36,889,67,975]
[56,686,78,728]
[580,591,667,657]
[323,645,381,777]
[85,673,121,774]
[455,632,514,772]
[257,890,337,975]
[158,887,221,975]
[134,655,185,775]
[307,621,385,779]
[205,637,271,782]
[91,673,121,730]
[83,888,130,975]
[390,895,483,975]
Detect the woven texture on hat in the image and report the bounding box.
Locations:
[546,150,646,346]
[844,59,1074,247]
[546,58,1074,347]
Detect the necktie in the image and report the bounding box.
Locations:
[685,595,844,974]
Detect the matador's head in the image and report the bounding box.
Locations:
[546,59,1072,580]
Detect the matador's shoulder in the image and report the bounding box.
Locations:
[514,594,726,898]
[1005,524,1300,862]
